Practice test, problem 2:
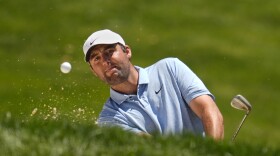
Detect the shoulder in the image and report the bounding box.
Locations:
[98,98,128,123]
[145,57,188,74]
[98,98,117,117]
[146,57,183,69]
[101,98,119,111]
[153,57,182,66]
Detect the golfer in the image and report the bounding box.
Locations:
[83,29,224,140]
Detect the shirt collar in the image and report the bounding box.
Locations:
[110,66,149,104]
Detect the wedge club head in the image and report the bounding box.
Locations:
[231,94,252,141]
[231,94,252,114]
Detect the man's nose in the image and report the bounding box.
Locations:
[101,53,111,64]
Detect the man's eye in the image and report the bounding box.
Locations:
[90,54,99,63]
[94,56,100,62]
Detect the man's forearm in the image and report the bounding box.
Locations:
[202,108,224,140]
[189,95,224,140]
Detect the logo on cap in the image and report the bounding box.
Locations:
[90,39,97,45]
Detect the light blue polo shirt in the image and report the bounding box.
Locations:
[97,58,214,136]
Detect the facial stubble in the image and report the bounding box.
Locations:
[104,61,131,86]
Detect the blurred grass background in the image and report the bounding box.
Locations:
[0,0,279,150]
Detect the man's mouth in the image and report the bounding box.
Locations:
[105,66,118,75]
[106,65,117,72]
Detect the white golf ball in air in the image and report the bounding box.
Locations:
[60,62,72,74]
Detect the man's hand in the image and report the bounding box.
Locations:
[189,95,224,140]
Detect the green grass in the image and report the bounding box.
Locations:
[1,117,278,156]
[1,0,280,153]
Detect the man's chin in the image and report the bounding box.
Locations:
[105,75,128,86]
[105,77,121,85]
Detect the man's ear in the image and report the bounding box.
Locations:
[125,45,132,59]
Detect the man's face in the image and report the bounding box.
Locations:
[88,44,132,86]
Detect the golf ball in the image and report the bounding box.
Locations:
[60,62,71,74]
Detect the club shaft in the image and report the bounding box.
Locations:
[231,113,249,142]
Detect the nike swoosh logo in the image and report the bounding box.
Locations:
[90,38,97,45]
[155,85,163,94]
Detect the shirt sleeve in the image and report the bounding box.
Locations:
[167,58,214,104]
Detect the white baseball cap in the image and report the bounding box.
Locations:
[83,29,125,62]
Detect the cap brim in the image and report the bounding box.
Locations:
[85,42,125,62]
[85,46,95,62]
[85,53,90,62]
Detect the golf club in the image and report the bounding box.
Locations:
[231,94,252,141]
